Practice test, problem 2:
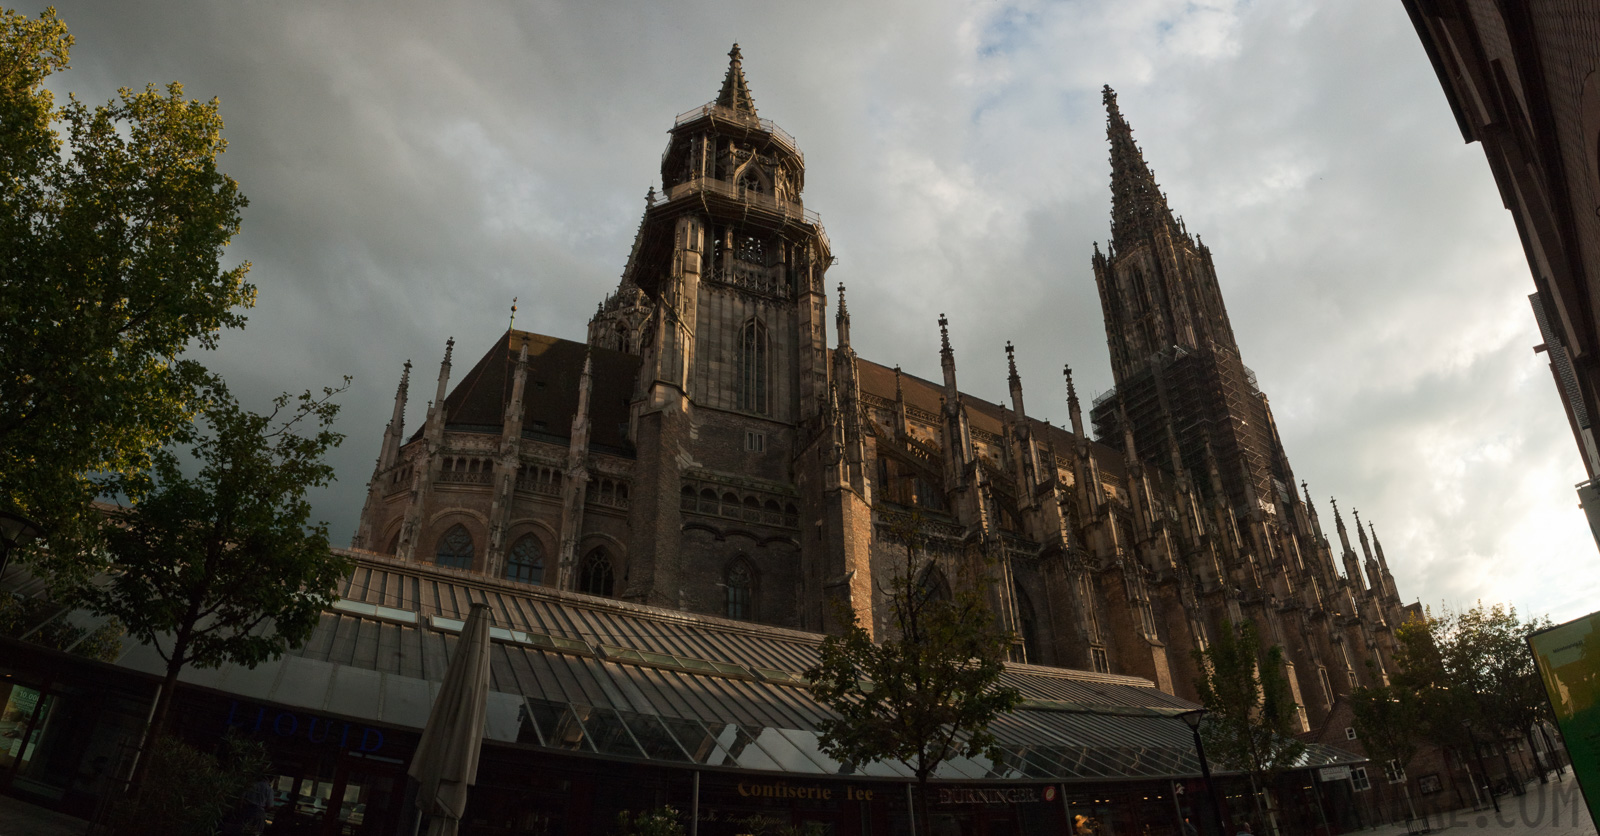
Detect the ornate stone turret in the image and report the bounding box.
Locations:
[396,337,453,562]
[558,349,595,589]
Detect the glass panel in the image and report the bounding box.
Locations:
[272,656,334,709]
[380,676,433,730]
[747,726,830,773]
[656,715,733,765]
[524,698,592,752]
[580,706,645,758]
[719,724,780,771]
[618,711,693,762]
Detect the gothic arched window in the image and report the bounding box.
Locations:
[579,548,615,597]
[737,319,768,414]
[506,535,544,585]
[435,524,474,570]
[726,559,754,620]
[1014,583,1040,664]
[915,564,951,605]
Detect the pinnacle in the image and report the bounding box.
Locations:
[716,42,758,115]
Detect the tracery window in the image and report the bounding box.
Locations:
[506,535,544,585]
[726,559,754,620]
[579,547,615,597]
[434,524,474,570]
[737,319,769,414]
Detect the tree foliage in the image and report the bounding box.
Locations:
[805,515,1022,835]
[1390,602,1554,791]
[0,7,254,553]
[80,377,352,746]
[1349,683,1423,778]
[110,734,269,836]
[1191,619,1306,829]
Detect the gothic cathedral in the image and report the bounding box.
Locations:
[352,46,1411,732]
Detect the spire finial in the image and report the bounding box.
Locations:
[716,42,757,115]
[1006,341,1020,381]
[835,282,851,348]
[509,296,518,331]
[645,186,656,206]
[939,314,951,353]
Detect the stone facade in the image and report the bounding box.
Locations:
[351,47,1413,732]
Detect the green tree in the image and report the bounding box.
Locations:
[0,7,254,558]
[1349,682,1423,819]
[80,377,351,765]
[805,513,1022,836]
[1191,619,1306,833]
[1391,603,1555,800]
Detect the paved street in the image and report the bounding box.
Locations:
[1363,780,1595,836]
[0,794,85,836]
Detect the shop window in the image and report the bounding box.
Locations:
[506,536,544,585]
[579,548,615,597]
[434,525,474,570]
[737,319,769,414]
[726,559,754,621]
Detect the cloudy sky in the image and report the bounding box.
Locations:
[37,0,1596,623]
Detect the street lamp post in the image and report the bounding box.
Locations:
[0,510,43,583]
[1178,708,1230,836]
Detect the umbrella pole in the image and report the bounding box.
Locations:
[691,770,700,836]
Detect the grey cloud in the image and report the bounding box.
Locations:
[36,0,1594,622]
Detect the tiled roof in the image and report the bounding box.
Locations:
[412,330,639,455]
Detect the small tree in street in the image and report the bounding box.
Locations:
[1191,619,1306,833]
[80,377,352,770]
[805,514,1022,836]
[1350,682,1424,820]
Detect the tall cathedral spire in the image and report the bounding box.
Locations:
[1103,85,1177,247]
[716,43,757,115]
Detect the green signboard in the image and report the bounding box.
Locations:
[1530,611,1600,824]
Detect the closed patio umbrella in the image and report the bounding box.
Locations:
[408,601,494,836]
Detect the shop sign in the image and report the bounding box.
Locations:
[1318,766,1351,782]
[937,787,1045,805]
[735,781,876,801]
[223,700,386,754]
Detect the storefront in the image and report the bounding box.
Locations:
[1,553,1366,835]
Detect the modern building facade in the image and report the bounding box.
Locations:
[1402,0,1600,544]
[351,47,1414,735]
